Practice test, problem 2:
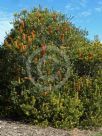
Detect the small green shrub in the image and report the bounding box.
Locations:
[79,77,102,128]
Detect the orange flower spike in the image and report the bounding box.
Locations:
[40,17,44,23]
[22,45,25,49]
[24,77,32,80]
[28,36,32,44]
[22,45,27,52]
[43,91,49,96]
[4,40,11,49]
[17,36,21,40]
[4,40,8,46]
[41,44,46,57]
[31,31,36,39]
[57,70,61,75]
[20,43,23,52]
[36,11,41,19]
[9,36,12,42]
[21,20,25,28]
[56,25,60,31]
[48,26,52,34]
[19,26,23,33]
[36,12,39,16]
[47,70,51,75]
[52,14,57,21]
[60,34,64,41]
[79,53,83,59]
[22,33,26,41]
[18,44,21,49]
[64,26,68,32]
[57,70,62,79]
[14,41,18,48]
[75,82,81,92]
[88,53,93,60]
[34,57,38,63]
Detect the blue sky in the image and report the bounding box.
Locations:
[0,0,102,44]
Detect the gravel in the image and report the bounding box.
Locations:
[0,120,102,136]
[0,120,69,136]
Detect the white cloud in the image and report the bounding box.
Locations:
[94,1,102,13]
[65,0,88,14]
[95,7,102,12]
[65,4,80,11]
[79,0,87,7]
[65,4,74,11]
[77,10,92,18]
[80,11,91,16]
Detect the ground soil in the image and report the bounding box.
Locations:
[0,119,102,136]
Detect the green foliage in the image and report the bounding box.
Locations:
[0,7,102,129]
[79,77,102,128]
[93,132,102,136]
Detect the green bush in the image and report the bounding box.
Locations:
[79,77,102,128]
[0,7,102,129]
[5,87,83,128]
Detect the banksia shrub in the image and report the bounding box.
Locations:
[0,7,102,129]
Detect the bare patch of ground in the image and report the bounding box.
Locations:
[0,120,102,136]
